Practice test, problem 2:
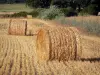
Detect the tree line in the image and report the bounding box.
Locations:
[0,0,25,4]
[0,0,100,15]
[26,0,100,12]
[1,0,99,12]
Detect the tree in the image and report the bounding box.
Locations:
[26,0,51,8]
[25,0,99,13]
[65,0,93,12]
[51,0,68,8]
[6,0,15,4]
[75,0,93,12]
[0,0,6,3]
[51,0,93,11]
[91,0,100,11]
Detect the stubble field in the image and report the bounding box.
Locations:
[0,17,100,75]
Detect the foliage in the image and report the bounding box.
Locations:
[79,4,97,15]
[86,4,97,15]
[0,0,25,3]
[11,11,28,17]
[28,9,39,17]
[51,0,68,8]
[78,12,90,16]
[28,8,45,17]
[0,0,6,3]
[38,6,64,20]
[61,7,77,17]
[25,0,100,16]
[6,0,15,4]
[26,0,51,8]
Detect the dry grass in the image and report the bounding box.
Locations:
[81,35,100,58]
[0,35,36,75]
[8,19,27,35]
[0,18,100,75]
[66,16,100,23]
[36,27,82,63]
[0,35,100,75]
[64,16,100,35]
[26,19,54,35]
[0,18,56,36]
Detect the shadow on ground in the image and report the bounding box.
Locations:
[81,58,100,62]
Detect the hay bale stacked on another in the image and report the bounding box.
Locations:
[8,19,27,35]
[36,27,82,63]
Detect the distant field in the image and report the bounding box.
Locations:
[0,3,33,12]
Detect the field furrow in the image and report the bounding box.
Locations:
[0,34,100,75]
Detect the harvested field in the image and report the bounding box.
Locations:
[36,27,82,62]
[8,19,27,35]
[0,35,100,75]
[66,16,100,23]
[81,35,100,58]
[0,18,56,35]
[0,35,36,75]
[0,18,100,75]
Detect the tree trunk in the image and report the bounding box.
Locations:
[78,4,81,12]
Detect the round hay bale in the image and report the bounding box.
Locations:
[27,15,32,19]
[36,27,82,63]
[8,19,27,35]
[0,19,10,34]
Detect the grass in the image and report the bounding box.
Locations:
[0,3,33,12]
[55,16,100,35]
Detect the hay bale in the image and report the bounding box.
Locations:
[36,27,82,63]
[0,19,10,34]
[98,12,100,16]
[8,19,27,35]
[27,15,33,19]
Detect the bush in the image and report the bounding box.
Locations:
[61,7,77,17]
[11,11,28,18]
[1,14,11,18]
[80,4,97,16]
[38,6,64,20]
[87,4,97,15]
[78,12,90,16]
[28,10,39,17]
[28,8,44,17]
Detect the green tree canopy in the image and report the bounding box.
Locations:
[26,0,51,8]
[26,0,100,12]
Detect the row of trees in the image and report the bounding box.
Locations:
[0,0,25,4]
[26,0,100,12]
